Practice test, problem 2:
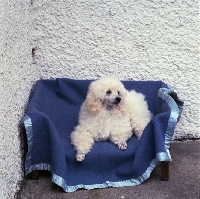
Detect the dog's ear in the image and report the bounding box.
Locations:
[118,89,127,114]
[86,93,102,114]
[118,101,126,114]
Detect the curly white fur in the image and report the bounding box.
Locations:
[70,77,152,161]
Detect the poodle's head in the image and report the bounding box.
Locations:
[86,77,127,114]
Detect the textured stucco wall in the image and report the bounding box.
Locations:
[32,0,199,138]
[0,0,38,198]
[0,0,199,198]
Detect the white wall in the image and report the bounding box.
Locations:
[0,0,38,198]
[0,0,199,198]
[32,0,200,138]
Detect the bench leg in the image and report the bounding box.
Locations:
[160,161,169,181]
[31,170,40,180]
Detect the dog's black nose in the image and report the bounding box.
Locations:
[115,97,121,104]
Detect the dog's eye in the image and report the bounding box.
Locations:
[118,91,120,95]
[106,90,112,95]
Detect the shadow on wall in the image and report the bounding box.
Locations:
[18,121,28,175]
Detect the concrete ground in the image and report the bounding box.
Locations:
[17,140,200,199]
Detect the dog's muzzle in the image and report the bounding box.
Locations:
[114,97,121,104]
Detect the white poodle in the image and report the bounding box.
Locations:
[70,77,152,161]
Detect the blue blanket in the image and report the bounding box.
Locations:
[24,78,183,192]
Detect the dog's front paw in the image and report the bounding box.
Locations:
[76,153,85,161]
[118,142,127,150]
[135,131,143,140]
